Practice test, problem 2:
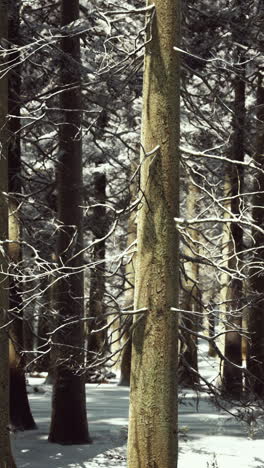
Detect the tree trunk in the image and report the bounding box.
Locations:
[0,1,17,465]
[119,161,138,386]
[127,0,181,466]
[178,285,199,388]
[9,359,36,431]
[87,166,107,369]
[207,301,217,357]
[222,60,245,398]
[8,0,36,431]
[178,179,200,387]
[246,73,264,396]
[218,175,232,361]
[48,0,90,445]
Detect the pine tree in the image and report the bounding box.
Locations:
[247,72,264,396]
[127,0,181,466]
[0,0,17,465]
[8,0,36,431]
[48,0,90,444]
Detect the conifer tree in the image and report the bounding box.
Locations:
[127,0,181,466]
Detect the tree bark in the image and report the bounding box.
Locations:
[178,179,200,387]
[246,73,264,396]
[8,0,36,431]
[88,166,107,368]
[48,0,90,445]
[127,0,181,466]
[119,161,138,386]
[178,285,199,387]
[222,59,245,398]
[0,0,17,465]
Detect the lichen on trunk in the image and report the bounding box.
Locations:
[127,1,181,467]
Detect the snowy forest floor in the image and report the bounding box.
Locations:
[13,342,264,468]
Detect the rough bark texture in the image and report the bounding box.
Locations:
[0,1,17,465]
[127,0,181,467]
[222,61,245,398]
[246,73,264,396]
[48,0,90,445]
[8,0,36,431]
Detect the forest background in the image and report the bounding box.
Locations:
[0,0,264,467]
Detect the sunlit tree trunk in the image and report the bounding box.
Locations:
[246,72,264,396]
[0,0,17,464]
[127,0,181,466]
[48,0,90,444]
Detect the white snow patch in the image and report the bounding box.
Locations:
[12,343,264,467]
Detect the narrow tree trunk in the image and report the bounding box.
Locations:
[217,174,233,368]
[222,60,245,398]
[127,1,181,466]
[48,0,90,444]
[8,0,36,431]
[178,179,200,387]
[207,301,216,357]
[119,162,138,386]
[88,166,107,367]
[179,285,199,387]
[34,275,53,373]
[0,1,17,464]
[246,73,264,396]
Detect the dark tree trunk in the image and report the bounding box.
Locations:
[34,277,53,373]
[118,162,138,387]
[88,167,107,367]
[246,73,264,396]
[119,316,132,386]
[178,181,200,388]
[48,0,90,445]
[207,304,216,357]
[222,59,245,398]
[0,0,17,464]
[178,285,199,388]
[87,111,109,373]
[9,365,36,430]
[8,0,36,431]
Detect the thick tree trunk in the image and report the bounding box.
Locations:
[222,61,245,398]
[8,0,36,431]
[127,1,181,467]
[246,73,264,396]
[9,355,36,431]
[0,1,17,465]
[48,0,90,445]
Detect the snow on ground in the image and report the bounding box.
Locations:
[13,383,128,468]
[12,343,264,467]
